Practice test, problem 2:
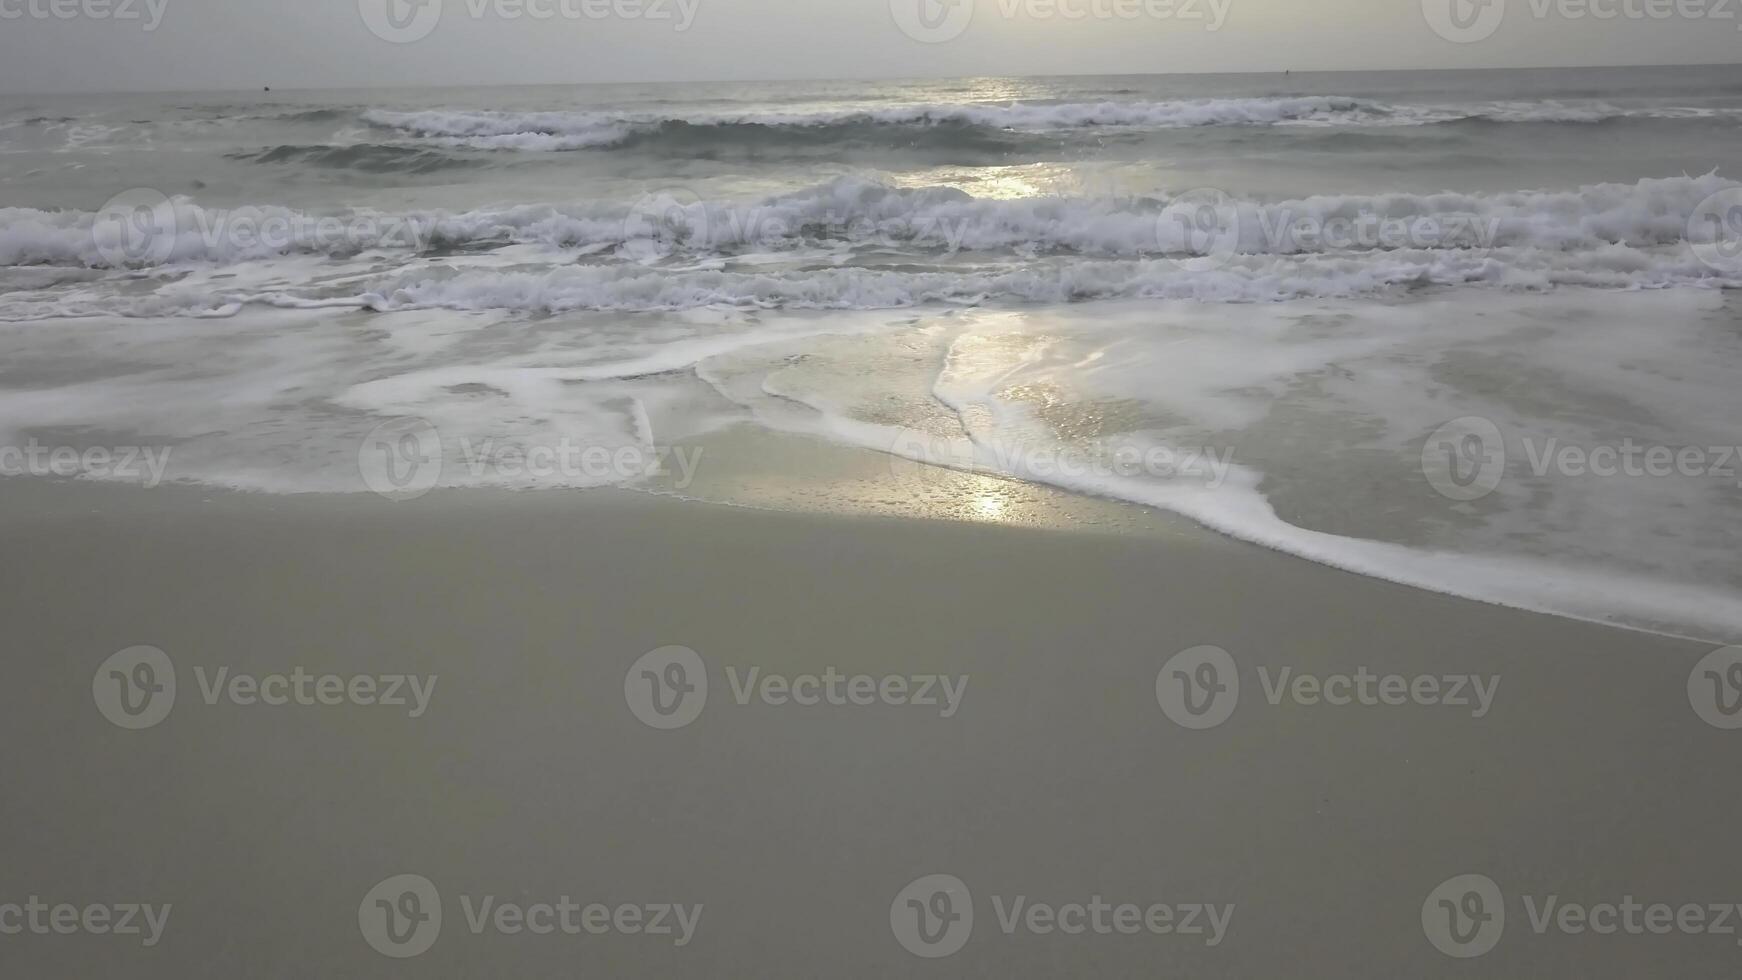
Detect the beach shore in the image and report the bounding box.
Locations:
[2,475,1736,977]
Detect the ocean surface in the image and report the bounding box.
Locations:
[3,65,1742,638]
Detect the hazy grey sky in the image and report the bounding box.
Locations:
[0,0,1737,93]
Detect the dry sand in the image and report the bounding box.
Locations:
[0,476,1736,978]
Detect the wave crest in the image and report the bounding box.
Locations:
[356,98,1742,151]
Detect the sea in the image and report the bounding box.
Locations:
[3,63,1742,638]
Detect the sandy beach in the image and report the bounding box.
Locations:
[2,472,1736,978]
[5,9,1742,974]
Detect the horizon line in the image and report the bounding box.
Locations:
[5,59,1739,98]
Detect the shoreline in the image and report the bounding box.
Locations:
[12,407,1741,648]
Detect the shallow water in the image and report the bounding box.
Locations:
[2,64,1741,637]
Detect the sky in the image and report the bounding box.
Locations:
[0,0,1738,93]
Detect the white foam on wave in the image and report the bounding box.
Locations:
[3,240,1729,321]
[793,402,1742,641]
[4,173,1737,277]
[728,296,1742,641]
[896,406,1742,641]
[352,244,1732,311]
[0,305,879,494]
[0,200,424,268]
[359,98,1742,149]
[360,97,1382,148]
[5,286,1739,640]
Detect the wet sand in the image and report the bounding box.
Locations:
[1,477,1737,978]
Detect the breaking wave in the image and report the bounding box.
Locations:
[2,172,1734,268]
[357,98,1742,151]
